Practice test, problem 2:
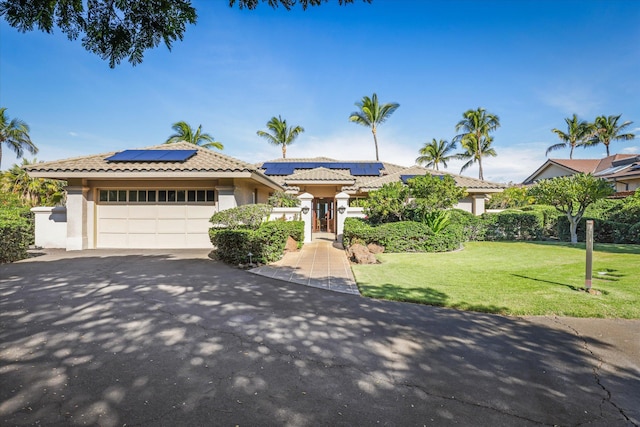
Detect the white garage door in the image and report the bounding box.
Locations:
[97,189,215,249]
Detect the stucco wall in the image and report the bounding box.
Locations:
[31,207,67,248]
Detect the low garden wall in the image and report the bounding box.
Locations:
[31,206,67,248]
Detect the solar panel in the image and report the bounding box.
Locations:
[105,149,197,162]
[262,161,384,176]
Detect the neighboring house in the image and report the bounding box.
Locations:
[26,143,504,250]
[523,154,640,196]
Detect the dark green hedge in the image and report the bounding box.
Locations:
[0,211,32,264]
[343,218,464,252]
[209,220,304,265]
[557,216,639,244]
[482,210,544,241]
[448,209,486,241]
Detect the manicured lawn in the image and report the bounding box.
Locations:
[351,241,640,318]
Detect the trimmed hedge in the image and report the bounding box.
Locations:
[343,218,464,252]
[0,209,32,264]
[482,210,543,241]
[448,209,486,241]
[557,216,638,244]
[210,220,304,265]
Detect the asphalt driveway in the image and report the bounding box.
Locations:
[1,250,638,426]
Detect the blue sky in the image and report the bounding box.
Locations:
[1,0,639,183]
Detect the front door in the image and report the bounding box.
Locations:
[312,198,334,233]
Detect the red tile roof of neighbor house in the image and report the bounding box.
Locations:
[550,159,602,173]
[523,154,640,184]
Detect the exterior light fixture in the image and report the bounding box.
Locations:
[301,206,310,215]
[338,206,346,214]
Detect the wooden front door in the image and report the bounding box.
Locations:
[312,198,335,233]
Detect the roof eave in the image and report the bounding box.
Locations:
[26,170,257,179]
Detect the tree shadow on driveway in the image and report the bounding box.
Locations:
[1,251,638,426]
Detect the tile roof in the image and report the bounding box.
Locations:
[524,154,640,184]
[284,167,356,183]
[25,141,259,175]
[362,165,506,191]
[258,159,505,193]
[549,159,601,173]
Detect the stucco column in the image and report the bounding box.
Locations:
[298,192,313,243]
[335,191,350,243]
[472,195,485,215]
[215,186,237,212]
[66,186,89,250]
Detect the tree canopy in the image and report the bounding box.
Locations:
[1,159,66,206]
[453,107,500,180]
[257,115,305,159]
[1,0,371,67]
[415,138,456,171]
[349,93,400,161]
[528,174,613,244]
[0,107,37,170]
[547,114,592,159]
[363,174,466,224]
[588,114,635,157]
[165,121,223,150]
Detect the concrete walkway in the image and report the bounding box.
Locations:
[250,232,360,294]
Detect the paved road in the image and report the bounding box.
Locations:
[1,250,638,426]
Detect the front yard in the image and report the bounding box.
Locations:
[351,241,640,318]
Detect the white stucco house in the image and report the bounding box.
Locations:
[26,142,505,250]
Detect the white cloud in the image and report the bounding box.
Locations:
[537,86,600,117]
[621,146,639,154]
[69,131,78,137]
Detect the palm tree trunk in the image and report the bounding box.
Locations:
[605,143,610,157]
[478,156,484,180]
[0,145,3,169]
[372,127,379,161]
[282,144,286,159]
[569,144,574,159]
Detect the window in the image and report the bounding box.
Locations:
[98,188,215,203]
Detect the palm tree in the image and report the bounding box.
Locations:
[349,93,400,161]
[453,107,500,180]
[257,115,305,159]
[1,159,65,206]
[415,138,456,171]
[456,134,498,179]
[588,114,635,156]
[0,107,38,169]
[165,121,223,150]
[547,114,592,159]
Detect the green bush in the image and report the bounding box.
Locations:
[343,218,464,253]
[583,198,624,220]
[482,210,543,241]
[343,218,378,247]
[253,220,304,262]
[521,205,561,238]
[268,191,299,208]
[210,204,272,230]
[448,209,486,241]
[608,204,640,225]
[0,193,34,263]
[210,220,304,265]
[557,217,629,243]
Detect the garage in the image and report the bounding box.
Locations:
[96,188,215,249]
[24,142,289,250]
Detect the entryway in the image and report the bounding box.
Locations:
[312,198,335,233]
